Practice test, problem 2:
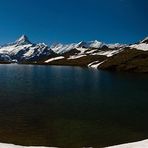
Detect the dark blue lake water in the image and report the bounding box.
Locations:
[0,64,148,148]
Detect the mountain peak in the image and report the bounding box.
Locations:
[15,35,31,45]
[76,40,102,48]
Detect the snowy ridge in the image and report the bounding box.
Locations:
[130,36,148,51]
[140,36,148,43]
[107,43,126,49]
[51,41,125,55]
[130,43,148,51]
[50,43,78,54]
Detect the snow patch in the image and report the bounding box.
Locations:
[92,49,123,57]
[76,47,88,54]
[23,47,35,57]
[68,55,86,59]
[45,56,65,63]
[85,49,98,54]
[88,61,105,69]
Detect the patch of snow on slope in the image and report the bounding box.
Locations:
[92,49,123,57]
[85,49,98,54]
[106,139,148,148]
[45,56,64,63]
[68,55,86,59]
[88,61,99,67]
[130,43,148,51]
[76,47,88,54]
[88,61,105,69]
[23,47,35,57]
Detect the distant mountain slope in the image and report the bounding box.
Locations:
[0,35,148,72]
[99,37,148,72]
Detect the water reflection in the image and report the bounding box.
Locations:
[0,64,147,147]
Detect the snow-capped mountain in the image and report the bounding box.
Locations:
[0,35,148,72]
[0,35,54,62]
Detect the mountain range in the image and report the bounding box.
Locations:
[0,35,148,72]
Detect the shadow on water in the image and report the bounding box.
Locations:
[0,64,148,147]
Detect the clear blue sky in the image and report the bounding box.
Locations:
[0,0,148,45]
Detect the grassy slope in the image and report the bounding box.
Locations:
[99,48,148,72]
